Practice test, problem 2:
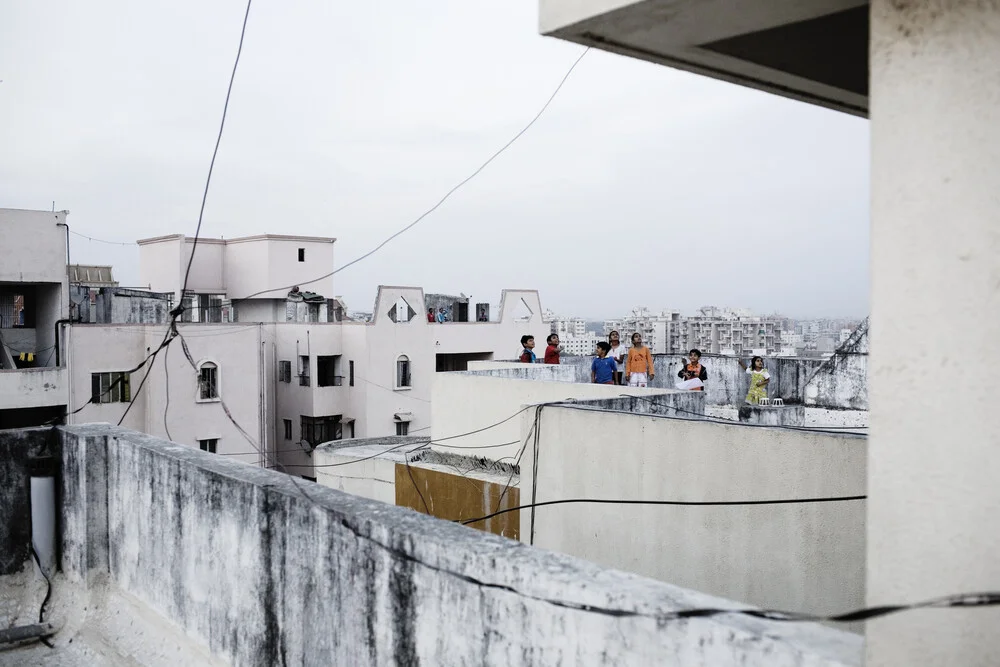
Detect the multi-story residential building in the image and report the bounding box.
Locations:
[682,307,782,356]
[69,231,547,478]
[0,209,70,429]
[548,314,596,355]
[1,211,549,479]
[605,306,782,356]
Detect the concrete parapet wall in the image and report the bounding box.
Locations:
[431,372,701,460]
[551,353,868,410]
[521,405,867,623]
[51,425,861,667]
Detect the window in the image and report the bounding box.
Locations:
[388,296,415,323]
[317,355,342,387]
[300,415,342,447]
[90,372,131,404]
[283,419,292,440]
[396,355,411,389]
[279,360,291,383]
[298,355,310,386]
[395,422,409,436]
[298,248,305,262]
[349,360,354,387]
[198,439,218,454]
[198,362,219,400]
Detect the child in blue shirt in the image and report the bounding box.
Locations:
[591,341,617,384]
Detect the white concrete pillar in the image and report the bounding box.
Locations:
[868,2,1000,665]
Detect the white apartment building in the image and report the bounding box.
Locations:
[603,307,681,354]
[64,232,547,478]
[603,306,781,356]
[683,307,782,356]
[0,209,70,428]
[0,213,548,478]
[548,314,596,356]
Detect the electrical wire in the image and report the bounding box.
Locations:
[115,0,253,442]
[651,591,1000,625]
[46,332,173,424]
[173,330,279,471]
[189,46,590,313]
[404,449,431,514]
[29,546,54,649]
[69,229,136,246]
[269,440,425,469]
[259,458,1000,629]
[162,341,172,441]
[224,437,521,460]
[461,494,868,526]
[177,0,253,305]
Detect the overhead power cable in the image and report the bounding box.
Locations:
[192,46,591,311]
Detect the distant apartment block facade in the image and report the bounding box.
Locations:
[547,314,597,356]
[602,306,783,356]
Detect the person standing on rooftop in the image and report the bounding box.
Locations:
[625,332,654,387]
[608,330,627,385]
[544,334,562,364]
[738,355,769,404]
[592,341,617,384]
[519,335,536,363]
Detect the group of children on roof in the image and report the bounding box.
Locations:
[518,330,771,404]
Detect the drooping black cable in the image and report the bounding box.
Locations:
[162,338,172,441]
[177,0,253,308]
[187,47,590,312]
[404,450,431,514]
[461,494,868,526]
[30,546,54,648]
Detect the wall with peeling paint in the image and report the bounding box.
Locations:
[46,424,861,666]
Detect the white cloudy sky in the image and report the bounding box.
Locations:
[0,0,870,319]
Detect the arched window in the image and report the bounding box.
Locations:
[198,361,219,401]
[395,355,411,389]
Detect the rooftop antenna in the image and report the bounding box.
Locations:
[51,201,55,212]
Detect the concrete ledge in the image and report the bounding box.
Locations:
[48,424,861,666]
[739,403,806,426]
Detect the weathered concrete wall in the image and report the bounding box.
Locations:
[553,353,868,410]
[0,367,68,410]
[0,427,59,575]
[99,288,172,325]
[56,425,862,666]
[466,361,579,383]
[739,404,806,426]
[521,405,867,622]
[432,372,701,460]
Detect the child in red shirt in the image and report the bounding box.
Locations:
[544,334,562,364]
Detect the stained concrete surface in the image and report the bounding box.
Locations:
[4,425,864,665]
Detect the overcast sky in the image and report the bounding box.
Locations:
[0,0,870,320]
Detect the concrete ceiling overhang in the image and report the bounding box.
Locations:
[540,0,870,117]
